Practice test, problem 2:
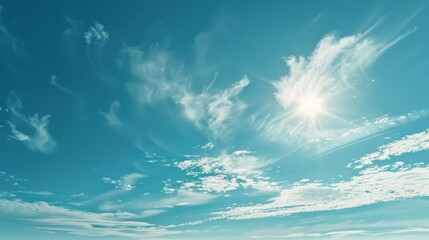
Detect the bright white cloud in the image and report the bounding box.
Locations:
[84,22,109,44]
[6,93,56,153]
[353,128,429,168]
[213,163,429,220]
[257,27,416,153]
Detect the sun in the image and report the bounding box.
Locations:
[297,94,324,118]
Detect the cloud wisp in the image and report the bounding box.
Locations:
[5,93,56,153]
[84,22,115,84]
[0,5,28,77]
[124,46,250,138]
[125,46,182,104]
[0,198,179,238]
[177,76,250,138]
[50,75,87,118]
[99,100,122,127]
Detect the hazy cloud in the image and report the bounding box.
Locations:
[6,93,56,153]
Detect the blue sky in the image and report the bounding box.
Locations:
[1,0,429,239]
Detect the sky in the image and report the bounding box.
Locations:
[1,0,429,239]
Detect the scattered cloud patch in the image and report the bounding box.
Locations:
[176,150,267,177]
[162,179,175,194]
[200,142,215,150]
[84,22,109,44]
[102,173,144,191]
[175,150,278,193]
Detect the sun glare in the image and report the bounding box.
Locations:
[298,95,324,118]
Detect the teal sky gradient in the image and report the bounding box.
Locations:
[1,0,429,239]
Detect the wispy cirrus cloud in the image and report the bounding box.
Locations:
[99,189,218,212]
[99,100,122,127]
[249,228,429,239]
[0,5,27,77]
[177,76,250,137]
[124,45,250,137]
[273,24,413,111]
[6,93,56,153]
[352,128,429,168]
[125,46,182,104]
[213,162,429,220]
[50,75,87,118]
[0,198,179,238]
[255,24,418,153]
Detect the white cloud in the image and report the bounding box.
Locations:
[175,150,270,177]
[213,163,429,220]
[194,175,240,193]
[273,27,411,111]
[257,27,416,153]
[123,45,249,137]
[125,47,182,104]
[84,22,109,44]
[177,76,249,137]
[102,173,144,191]
[175,151,278,193]
[259,107,426,154]
[99,100,122,127]
[14,190,52,196]
[316,110,427,153]
[201,142,215,150]
[0,198,178,238]
[353,128,429,168]
[99,189,217,211]
[162,179,175,194]
[6,93,56,153]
